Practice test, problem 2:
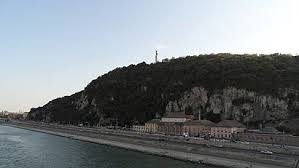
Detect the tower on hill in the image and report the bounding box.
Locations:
[155,50,158,63]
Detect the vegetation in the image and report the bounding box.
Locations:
[28,54,299,127]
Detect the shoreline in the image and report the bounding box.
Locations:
[3,123,296,168]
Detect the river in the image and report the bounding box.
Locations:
[0,125,216,168]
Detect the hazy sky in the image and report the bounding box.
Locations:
[0,0,299,112]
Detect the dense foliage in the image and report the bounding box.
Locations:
[28,54,299,126]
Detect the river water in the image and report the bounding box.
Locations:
[0,125,216,168]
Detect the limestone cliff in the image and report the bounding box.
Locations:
[165,87,296,123]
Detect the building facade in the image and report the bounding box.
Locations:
[131,125,146,132]
[158,122,184,136]
[157,112,194,135]
[183,120,215,137]
[233,130,299,146]
[145,119,160,133]
[211,120,246,139]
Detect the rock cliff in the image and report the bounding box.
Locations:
[165,87,296,123]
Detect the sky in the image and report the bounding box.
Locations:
[0,0,299,112]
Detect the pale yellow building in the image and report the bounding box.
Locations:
[158,122,184,136]
[145,119,160,133]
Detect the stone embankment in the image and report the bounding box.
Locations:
[4,121,299,168]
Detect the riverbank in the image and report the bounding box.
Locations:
[4,122,298,168]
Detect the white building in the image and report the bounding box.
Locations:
[131,125,146,132]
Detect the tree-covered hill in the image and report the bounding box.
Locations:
[28,54,299,132]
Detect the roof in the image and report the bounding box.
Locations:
[158,122,184,126]
[215,120,245,128]
[184,120,215,127]
[163,112,194,119]
[261,127,279,133]
[146,119,160,124]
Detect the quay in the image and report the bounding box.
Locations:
[3,120,299,168]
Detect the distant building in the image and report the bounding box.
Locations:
[211,120,246,139]
[145,119,160,133]
[161,113,193,123]
[0,111,9,118]
[183,120,215,137]
[158,122,184,136]
[132,125,146,132]
[8,113,23,120]
[23,112,29,119]
[233,127,299,146]
[233,129,299,146]
[158,113,193,135]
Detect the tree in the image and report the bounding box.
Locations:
[185,106,193,115]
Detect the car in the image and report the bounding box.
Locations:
[183,132,189,137]
[260,150,273,155]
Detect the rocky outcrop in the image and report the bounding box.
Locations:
[166,87,295,123]
[165,87,208,118]
[76,92,89,110]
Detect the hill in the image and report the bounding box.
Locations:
[28,54,299,134]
